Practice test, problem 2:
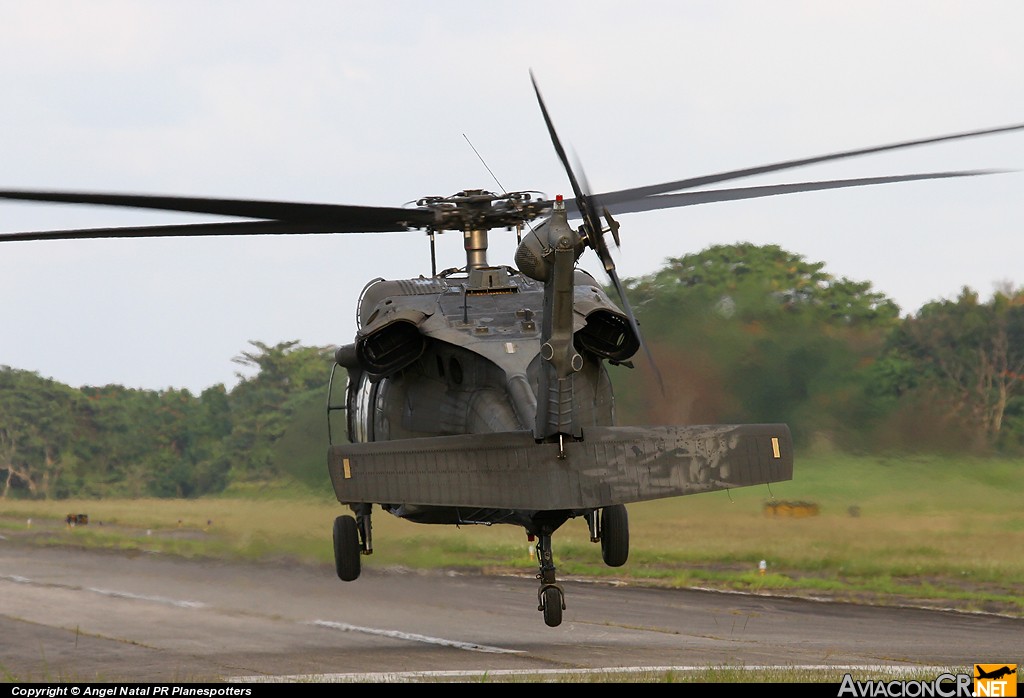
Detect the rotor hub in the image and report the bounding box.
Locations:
[417,190,552,233]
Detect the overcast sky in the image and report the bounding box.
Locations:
[1,1,1022,394]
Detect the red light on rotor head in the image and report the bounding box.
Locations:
[555,194,563,202]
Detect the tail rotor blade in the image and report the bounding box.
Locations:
[531,70,664,394]
[529,70,604,252]
[607,267,665,397]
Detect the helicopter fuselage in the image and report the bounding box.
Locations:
[333,264,633,531]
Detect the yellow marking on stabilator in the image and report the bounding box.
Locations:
[771,437,781,459]
[343,458,351,479]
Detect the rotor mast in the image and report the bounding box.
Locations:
[464,227,489,270]
[460,189,494,271]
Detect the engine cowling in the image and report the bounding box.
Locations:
[574,308,640,363]
[355,311,428,377]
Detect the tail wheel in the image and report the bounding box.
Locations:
[541,586,563,628]
[333,515,361,581]
[600,504,629,567]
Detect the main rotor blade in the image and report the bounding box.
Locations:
[580,169,1006,217]
[591,122,1024,205]
[0,219,417,243]
[0,189,435,230]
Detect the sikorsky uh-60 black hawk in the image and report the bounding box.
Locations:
[2,74,1022,626]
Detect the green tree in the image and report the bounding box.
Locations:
[224,340,335,482]
[875,287,1024,452]
[1,341,337,499]
[187,384,233,494]
[0,368,81,499]
[69,383,234,498]
[626,243,900,326]
[616,244,899,449]
[72,385,183,497]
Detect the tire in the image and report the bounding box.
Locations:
[600,504,629,567]
[542,586,563,628]
[333,515,361,581]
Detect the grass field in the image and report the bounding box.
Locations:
[2,451,1022,617]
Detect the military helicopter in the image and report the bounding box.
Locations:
[1,73,1021,627]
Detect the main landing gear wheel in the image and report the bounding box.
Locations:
[333,515,361,581]
[600,504,629,567]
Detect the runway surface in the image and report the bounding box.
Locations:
[1,544,1021,682]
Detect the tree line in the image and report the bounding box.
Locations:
[1,341,335,500]
[2,243,1021,500]
[616,243,1024,454]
